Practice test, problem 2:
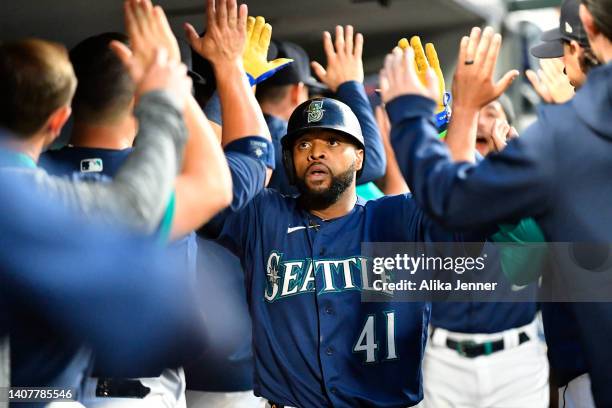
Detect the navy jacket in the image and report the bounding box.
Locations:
[0,168,207,404]
[389,62,612,404]
[41,146,199,378]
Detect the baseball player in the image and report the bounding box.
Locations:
[39,0,267,405]
[380,6,612,405]
[527,0,599,104]
[0,173,209,405]
[189,4,487,406]
[184,12,287,408]
[521,4,599,405]
[205,95,471,408]
[0,32,199,402]
[423,92,547,407]
[0,33,199,237]
[40,32,192,408]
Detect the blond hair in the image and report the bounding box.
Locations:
[0,38,77,137]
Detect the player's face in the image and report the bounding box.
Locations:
[292,129,363,193]
[476,101,508,157]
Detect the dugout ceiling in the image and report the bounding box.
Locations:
[0,0,491,73]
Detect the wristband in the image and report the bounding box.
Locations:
[434,92,452,132]
[225,136,275,170]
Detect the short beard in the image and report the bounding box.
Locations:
[296,163,355,211]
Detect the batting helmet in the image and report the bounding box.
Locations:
[282,97,365,185]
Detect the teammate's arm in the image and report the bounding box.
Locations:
[380,28,554,230]
[0,177,208,375]
[115,0,233,239]
[186,0,273,203]
[171,95,233,239]
[203,15,286,146]
[312,25,386,183]
[36,48,192,234]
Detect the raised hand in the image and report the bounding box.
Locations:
[526,58,575,104]
[110,0,181,83]
[311,25,364,92]
[398,36,447,112]
[243,16,293,85]
[184,0,247,68]
[379,46,439,104]
[452,27,519,110]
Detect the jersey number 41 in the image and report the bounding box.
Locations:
[353,311,397,363]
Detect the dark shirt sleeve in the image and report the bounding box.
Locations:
[0,178,207,377]
[199,145,267,258]
[387,94,556,231]
[336,81,386,183]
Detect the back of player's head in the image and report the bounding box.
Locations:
[0,39,76,138]
[70,33,134,124]
[256,82,294,105]
[582,0,612,40]
[256,41,326,106]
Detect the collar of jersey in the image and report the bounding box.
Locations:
[303,195,366,223]
[66,145,134,154]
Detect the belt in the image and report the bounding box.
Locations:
[444,330,530,358]
[96,378,151,398]
[431,327,531,358]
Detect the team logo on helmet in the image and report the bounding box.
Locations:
[306,100,325,123]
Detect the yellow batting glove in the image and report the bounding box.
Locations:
[398,36,451,133]
[243,16,293,85]
[424,42,447,113]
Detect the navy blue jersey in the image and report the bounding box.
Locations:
[204,146,475,407]
[41,146,132,179]
[387,62,612,405]
[0,149,207,400]
[40,145,197,377]
[431,242,537,333]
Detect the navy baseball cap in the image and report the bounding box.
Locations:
[530,0,589,59]
[263,41,327,90]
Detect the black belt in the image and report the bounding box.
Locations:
[433,328,530,358]
[96,378,151,398]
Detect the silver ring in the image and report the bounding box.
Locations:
[464,60,474,65]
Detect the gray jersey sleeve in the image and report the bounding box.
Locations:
[32,90,187,234]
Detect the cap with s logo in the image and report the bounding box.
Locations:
[306,100,325,123]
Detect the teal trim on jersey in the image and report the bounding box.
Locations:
[0,149,37,169]
[356,182,384,201]
[157,191,175,244]
[491,218,546,286]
